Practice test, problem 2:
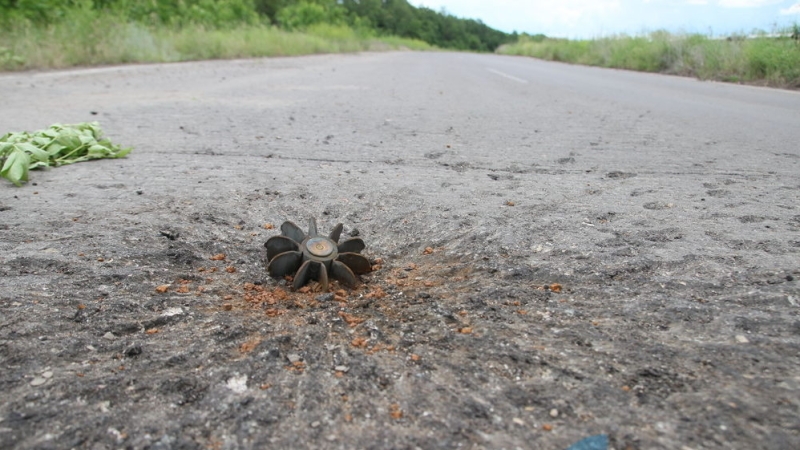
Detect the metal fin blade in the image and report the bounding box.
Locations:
[292,260,314,290]
[267,251,302,277]
[338,237,365,254]
[281,221,306,243]
[308,218,318,237]
[329,223,344,243]
[331,260,358,288]
[265,235,300,261]
[318,262,329,292]
[337,253,372,275]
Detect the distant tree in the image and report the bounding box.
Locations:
[339,0,513,51]
[277,0,346,29]
[0,0,75,23]
[0,0,520,51]
[253,0,292,23]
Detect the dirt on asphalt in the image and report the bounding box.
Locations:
[0,52,799,450]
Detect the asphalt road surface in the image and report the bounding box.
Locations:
[1,52,799,450]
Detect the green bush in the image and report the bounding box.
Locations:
[498,30,800,88]
[276,1,345,30]
[0,5,431,71]
[0,46,25,68]
[111,0,260,28]
[0,0,74,23]
[744,38,800,86]
[1,0,513,57]
[1,0,516,71]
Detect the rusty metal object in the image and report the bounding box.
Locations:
[265,218,371,291]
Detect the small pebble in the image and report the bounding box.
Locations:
[287,353,302,364]
[316,293,335,302]
[30,377,47,386]
[550,408,559,418]
[226,375,248,393]
[310,421,321,428]
[161,307,183,317]
[42,371,53,379]
[334,365,349,373]
[103,332,116,340]
[735,335,749,344]
[512,417,525,426]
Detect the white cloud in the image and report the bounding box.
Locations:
[413,0,621,26]
[536,0,622,26]
[643,0,708,4]
[717,0,783,7]
[780,2,800,14]
[412,0,622,36]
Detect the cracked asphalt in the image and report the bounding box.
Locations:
[1,51,799,449]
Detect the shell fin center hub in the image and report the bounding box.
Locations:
[306,237,335,258]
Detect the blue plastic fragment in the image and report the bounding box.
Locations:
[565,434,608,450]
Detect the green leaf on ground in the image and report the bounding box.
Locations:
[0,122,131,186]
[0,148,30,186]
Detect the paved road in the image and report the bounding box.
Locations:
[4,51,799,178]
[1,52,799,449]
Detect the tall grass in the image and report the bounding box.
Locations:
[0,8,431,71]
[497,31,800,88]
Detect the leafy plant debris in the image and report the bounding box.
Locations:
[0,122,131,186]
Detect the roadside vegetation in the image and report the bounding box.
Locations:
[0,0,515,71]
[497,28,800,88]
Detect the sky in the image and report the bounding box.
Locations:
[411,0,800,38]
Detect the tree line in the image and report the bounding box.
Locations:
[0,0,517,51]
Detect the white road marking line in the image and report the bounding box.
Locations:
[487,68,528,84]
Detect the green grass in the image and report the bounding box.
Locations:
[0,9,432,72]
[497,31,800,88]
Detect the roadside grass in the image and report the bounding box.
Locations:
[0,9,431,71]
[497,30,800,88]
[166,23,432,61]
